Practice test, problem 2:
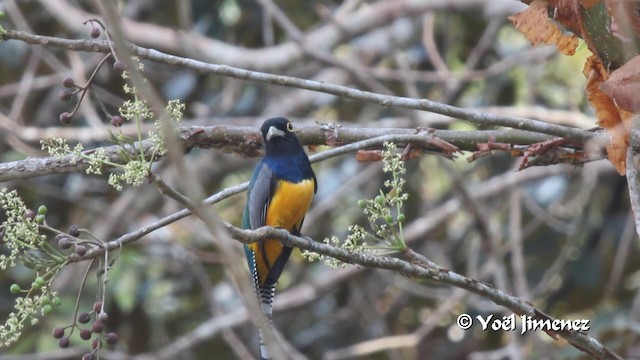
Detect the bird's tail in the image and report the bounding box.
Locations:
[257,283,275,360]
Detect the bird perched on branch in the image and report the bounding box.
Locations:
[243,117,316,359]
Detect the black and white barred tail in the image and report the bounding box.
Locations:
[251,255,276,359]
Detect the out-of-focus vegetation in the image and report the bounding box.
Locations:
[0,0,637,359]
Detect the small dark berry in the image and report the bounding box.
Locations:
[110,115,124,127]
[113,60,125,73]
[68,224,80,237]
[80,328,92,340]
[57,236,72,250]
[97,312,109,323]
[93,302,102,312]
[58,336,70,348]
[52,327,65,339]
[90,27,101,38]
[24,209,36,221]
[78,312,91,324]
[82,354,94,360]
[91,321,103,333]
[105,332,119,345]
[74,245,87,256]
[92,338,101,350]
[62,77,75,88]
[59,112,72,124]
[59,90,72,102]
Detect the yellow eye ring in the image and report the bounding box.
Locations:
[286,122,294,131]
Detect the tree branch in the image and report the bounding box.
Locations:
[223,225,621,360]
[2,30,596,140]
[35,0,491,71]
[0,124,601,183]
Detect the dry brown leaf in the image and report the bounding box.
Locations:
[605,0,640,40]
[601,55,640,113]
[580,0,600,8]
[553,0,585,37]
[509,0,580,55]
[356,150,383,162]
[584,55,628,174]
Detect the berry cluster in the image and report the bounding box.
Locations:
[51,301,119,359]
[54,224,93,258]
[58,19,124,126]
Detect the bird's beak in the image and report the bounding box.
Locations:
[266,126,286,141]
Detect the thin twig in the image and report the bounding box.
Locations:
[226,225,622,360]
[0,124,601,183]
[2,29,595,140]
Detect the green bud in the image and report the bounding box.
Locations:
[357,199,367,209]
[41,296,52,305]
[42,304,53,315]
[35,214,45,224]
[0,11,5,20]
[32,281,42,290]
[52,296,62,306]
[10,283,21,294]
[37,205,48,215]
[385,214,394,223]
[397,213,406,222]
[35,276,46,287]
[375,195,385,205]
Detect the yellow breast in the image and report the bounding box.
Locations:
[266,179,315,231]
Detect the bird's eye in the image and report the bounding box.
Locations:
[286,122,293,131]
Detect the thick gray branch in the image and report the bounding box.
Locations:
[0,124,602,183]
[2,30,595,140]
[36,0,491,71]
[226,225,621,360]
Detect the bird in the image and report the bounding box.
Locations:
[242,117,316,359]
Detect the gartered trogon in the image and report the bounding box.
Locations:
[242,117,316,359]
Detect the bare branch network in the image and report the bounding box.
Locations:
[227,225,621,360]
[0,123,603,183]
[0,2,632,359]
[2,29,597,142]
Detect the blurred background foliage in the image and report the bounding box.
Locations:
[0,0,637,359]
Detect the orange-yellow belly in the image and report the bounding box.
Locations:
[251,179,315,284]
[265,179,315,230]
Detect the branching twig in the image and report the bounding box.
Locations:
[224,225,621,360]
[1,30,595,140]
[0,124,602,183]
[35,0,492,71]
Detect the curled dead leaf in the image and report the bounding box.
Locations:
[600,55,640,113]
[509,0,580,55]
[580,0,600,8]
[584,55,629,174]
[553,0,585,37]
[356,150,383,162]
[605,0,640,41]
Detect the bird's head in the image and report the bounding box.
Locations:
[261,117,301,155]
